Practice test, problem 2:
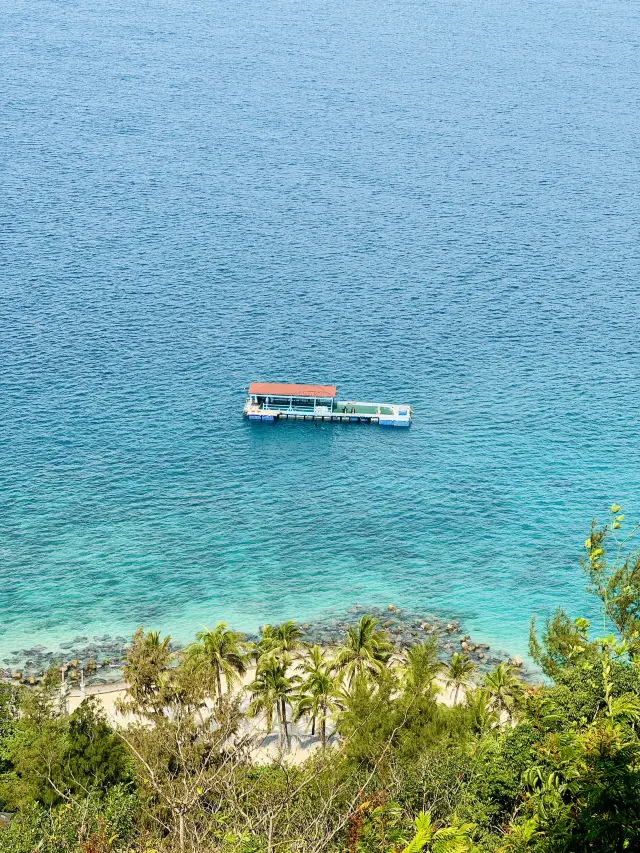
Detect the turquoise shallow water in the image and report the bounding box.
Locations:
[1,0,640,660]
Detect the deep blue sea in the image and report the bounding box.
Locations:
[1,0,639,661]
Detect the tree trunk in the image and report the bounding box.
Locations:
[281,697,290,750]
[276,703,284,749]
[216,668,223,706]
[454,683,460,705]
[311,714,316,736]
[179,811,185,853]
[267,815,274,853]
[321,712,326,749]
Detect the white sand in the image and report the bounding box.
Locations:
[65,659,470,764]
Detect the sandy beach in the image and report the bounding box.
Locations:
[65,656,467,766]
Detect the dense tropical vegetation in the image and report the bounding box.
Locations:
[1,506,640,851]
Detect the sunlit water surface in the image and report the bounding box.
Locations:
[2,0,640,660]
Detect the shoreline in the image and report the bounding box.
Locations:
[1,603,528,687]
[62,652,507,765]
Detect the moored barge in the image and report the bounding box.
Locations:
[244,383,412,427]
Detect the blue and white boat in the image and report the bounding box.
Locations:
[244,382,412,427]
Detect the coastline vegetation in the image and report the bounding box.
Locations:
[1,507,640,851]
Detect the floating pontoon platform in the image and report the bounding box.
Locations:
[244,383,412,427]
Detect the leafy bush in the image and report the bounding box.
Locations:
[0,786,139,853]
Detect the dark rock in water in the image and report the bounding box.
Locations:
[5,602,527,688]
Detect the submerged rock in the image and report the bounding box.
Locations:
[3,603,528,686]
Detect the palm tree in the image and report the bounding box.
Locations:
[294,645,340,748]
[445,653,475,705]
[250,625,274,664]
[484,662,524,722]
[247,659,281,744]
[252,622,304,747]
[187,622,247,704]
[247,654,299,750]
[273,620,304,654]
[255,620,304,660]
[333,615,393,687]
[296,645,325,736]
[467,688,499,736]
[274,650,300,749]
[403,639,443,695]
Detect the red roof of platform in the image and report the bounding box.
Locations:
[248,382,337,398]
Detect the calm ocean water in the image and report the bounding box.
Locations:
[1,0,639,661]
